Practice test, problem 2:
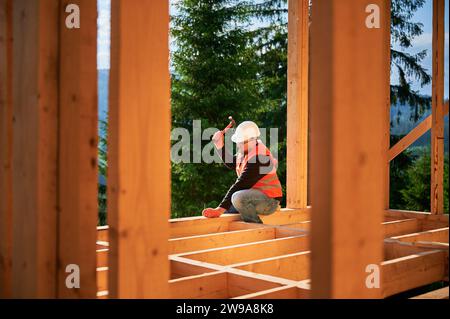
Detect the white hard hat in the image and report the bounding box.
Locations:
[231,121,261,143]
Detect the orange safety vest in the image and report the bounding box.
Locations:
[235,141,283,198]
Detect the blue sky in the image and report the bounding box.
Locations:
[97,0,110,69]
[97,0,449,97]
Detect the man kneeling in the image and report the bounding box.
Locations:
[202,121,282,223]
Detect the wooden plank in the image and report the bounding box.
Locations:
[280,221,311,231]
[414,241,449,250]
[170,259,217,279]
[385,209,449,224]
[96,267,108,293]
[260,208,310,225]
[382,250,447,297]
[169,208,308,238]
[169,272,228,299]
[57,0,97,299]
[388,116,432,162]
[97,226,109,242]
[383,1,391,210]
[410,286,449,299]
[274,227,307,238]
[169,227,276,255]
[227,273,282,297]
[178,236,309,266]
[11,0,59,298]
[310,0,388,298]
[97,249,109,268]
[170,215,235,238]
[108,0,171,298]
[388,102,448,163]
[287,0,309,209]
[384,239,435,260]
[0,0,13,299]
[383,219,420,237]
[391,227,449,243]
[234,251,311,281]
[431,0,445,214]
[228,221,267,231]
[235,286,306,299]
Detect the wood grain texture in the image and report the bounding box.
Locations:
[431,0,445,214]
[287,0,309,208]
[108,0,171,298]
[12,0,59,298]
[310,0,389,298]
[58,0,98,298]
[0,0,13,298]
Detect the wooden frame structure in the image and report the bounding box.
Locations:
[1,0,448,299]
[94,208,448,298]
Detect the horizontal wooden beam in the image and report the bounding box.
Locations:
[169,227,276,255]
[169,271,229,299]
[383,219,421,237]
[385,209,449,230]
[234,251,311,282]
[97,226,109,242]
[410,286,449,299]
[382,250,448,297]
[391,227,449,243]
[176,236,309,266]
[234,285,300,299]
[97,249,108,268]
[384,239,440,260]
[170,259,218,280]
[97,267,108,293]
[227,272,283,297]
[94,209,311,243]
[169,271,283,299]
[171,208,308,238]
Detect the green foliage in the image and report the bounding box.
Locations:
[170,0,432,218]
[399,150,449,213]
[391,0,432,121]
[98,116,108,226]
[390,138,449,214]
[93,0,438,220]
[170,0,287,217]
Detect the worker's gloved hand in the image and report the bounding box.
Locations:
[202,207,226,218]
[212,130,224,149]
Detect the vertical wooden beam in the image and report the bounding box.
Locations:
[431,0,445,215]
[12,0,59,298]
[0,0,13,298]
[383,1,391,210]
[108,0,171,298]
[287,0,309,209]
[58,0,98,298]
[310,0,389,298]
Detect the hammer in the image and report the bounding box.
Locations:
[222,116,236,134]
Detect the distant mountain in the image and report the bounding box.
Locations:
[98,69,109,138]
[391,103,449,153]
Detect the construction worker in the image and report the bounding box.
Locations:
[202,121,283,223]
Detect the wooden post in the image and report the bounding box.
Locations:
[431,0,445,215]
[57,0,98,298]
[0,0,13,298]
[310,0,389,298]
[108,0,171,298]
[287,0,309,209]
[383,1,391,210]
[12,0,59,298]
